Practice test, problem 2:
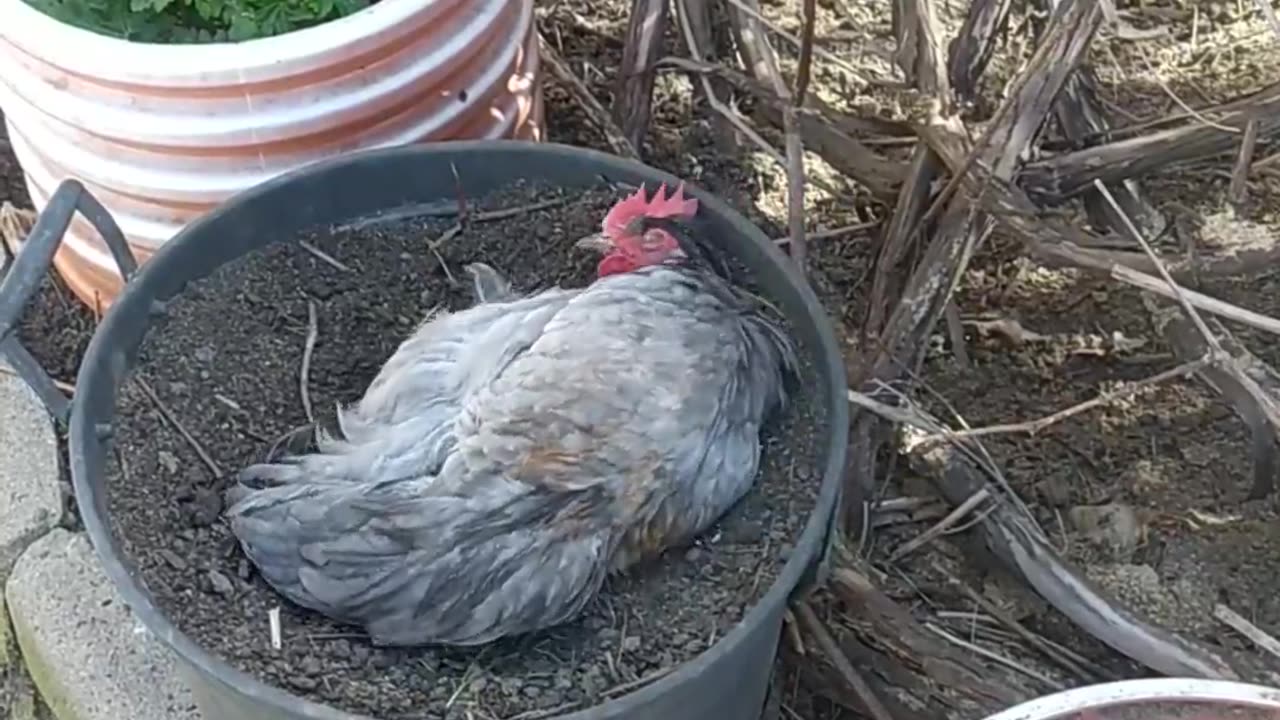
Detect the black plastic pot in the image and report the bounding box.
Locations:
[1,141,848,720]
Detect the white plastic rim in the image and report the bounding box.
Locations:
[0,0,541,307]
[1,0,458,86]
[981,679,1280,720]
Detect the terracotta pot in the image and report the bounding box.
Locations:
[0,0,542,309]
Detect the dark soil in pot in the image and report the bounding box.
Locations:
[89,180,825,720]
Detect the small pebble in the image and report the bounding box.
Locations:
[207,570,234,597]
[158,549,187,570]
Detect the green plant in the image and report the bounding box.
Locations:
[27,0,369,43]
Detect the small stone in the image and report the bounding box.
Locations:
[188,488,223,527]
[621,636,642,653]
[207,570,234,597]
[289,675,318,691]
[156,450,180,474]
[1068,503,1144,561]
[470,677,488,692]
[237,559,252,580]
[158,549,187,570]
[1035,479,1072,507]
[194,346,216,363]
[351,644,371,665]
[684,547,704,563]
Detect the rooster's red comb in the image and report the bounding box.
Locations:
[602,182,699,238]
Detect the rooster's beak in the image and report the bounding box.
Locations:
[573,232,612,253]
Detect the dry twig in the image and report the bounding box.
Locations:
[300,300,318,424]
[911,359,1205,445]
[1215,604,1280,662]
[726,0,814,273]
[854,391,1240,679]
[614,0,669,151]
[298,241,353,273]
[538,31,640,160]
[1229,119,1261,206]
[887,488,991,561]
[794,601,897,720]
[924,623,1061,689]
[136,377,223,478]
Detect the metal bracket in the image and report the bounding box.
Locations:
[0,179,138,425]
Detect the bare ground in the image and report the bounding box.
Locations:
[4,0,1280,718]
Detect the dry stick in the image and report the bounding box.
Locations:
[943,301,970,369]
[878,399,1240,679]
[1214,604,1280,662]
[297,241,353,273]
[1063,80,1280,148]
[872,0,1104,381]
[654,55,902,199]
[537,31,639,160]
[828,565,1030,709]
[427,198,573,253]
[862,0,950,346]
[773,221,878,245]
[719,0,870,83]
[1093,180,1220,349]
[788,0,817,273]
[1105,261,1280,337]
[613,0,668,151]
[911,358,1206,445]
[135,377,223,478]
[300,300,318,424]
[887,487,991,562]
[730,0,812,273]
[1021,92,1280,201]
[947,0,1014,97]
[268,606,283,651]
[924,623,1062,689]
[793,602,896,720]
[945,572,1112,682]
[672,2,784,169]
[1097,182,1280,496]
[1229,118,1260,206]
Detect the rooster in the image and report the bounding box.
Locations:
[225,183,798,647]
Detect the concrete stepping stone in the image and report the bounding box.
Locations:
[5,529,198,720]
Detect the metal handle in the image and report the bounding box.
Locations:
[0,179,138,424]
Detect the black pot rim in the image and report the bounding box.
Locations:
[69,140,849,720]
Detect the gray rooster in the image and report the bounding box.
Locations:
[226,183,798,647]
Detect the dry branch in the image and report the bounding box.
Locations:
[1229,119,1261,207]
[1090,178,1280,500]
[725,0,811,272]
[538,32,640,160]
[1150,305,1280,499]
[614,0,669,152]
[795,601,897,720]
[1051,65,1164,235]
[918,136,1280,283]
[1023,82,1280,201]
[947,0,1013,98]
[830,566,1035,711]
[657,56,905,198]
[850,391,1241,680]
[867,0,1104,382]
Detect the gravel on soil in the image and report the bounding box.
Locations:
[76,180,827,719]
